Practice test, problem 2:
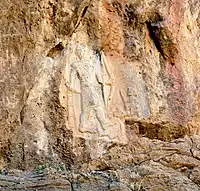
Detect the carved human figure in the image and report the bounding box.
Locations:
[67,44,112,135]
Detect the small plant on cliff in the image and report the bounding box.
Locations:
[34,164,46,174]
[0,169,8,175]
[34,162,67,174]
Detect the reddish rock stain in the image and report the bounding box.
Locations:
[162,0,188,125]
[166,58,188,125]
[169,0,184,34]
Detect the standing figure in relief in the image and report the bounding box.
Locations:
[67,44,112,135]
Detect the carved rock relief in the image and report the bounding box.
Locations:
[107,59,150,121]
[60,42,127,144]
[122,62,150,119]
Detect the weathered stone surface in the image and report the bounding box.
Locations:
[0,170,72,191]
[0,0,200,190]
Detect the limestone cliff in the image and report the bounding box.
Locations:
[0,0,200,190]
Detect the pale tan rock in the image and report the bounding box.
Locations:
[0,0,200,190]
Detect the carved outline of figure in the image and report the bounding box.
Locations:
[68,44,112,134]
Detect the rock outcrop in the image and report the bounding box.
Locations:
[0,0,200,190]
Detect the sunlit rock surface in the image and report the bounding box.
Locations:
[0,0,200,190]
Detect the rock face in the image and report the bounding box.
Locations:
[0,0,200,190]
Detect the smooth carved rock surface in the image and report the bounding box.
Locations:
[0,0,200,190]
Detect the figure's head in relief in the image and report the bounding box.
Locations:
[75,43,93,61]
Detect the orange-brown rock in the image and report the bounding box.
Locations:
[0,0,200,190]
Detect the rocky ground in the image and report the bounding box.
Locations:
[1,135,200,190]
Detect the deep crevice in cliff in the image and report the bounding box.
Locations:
[146,21,165,58]
[146,17,178,64]
[81,6,89,17]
